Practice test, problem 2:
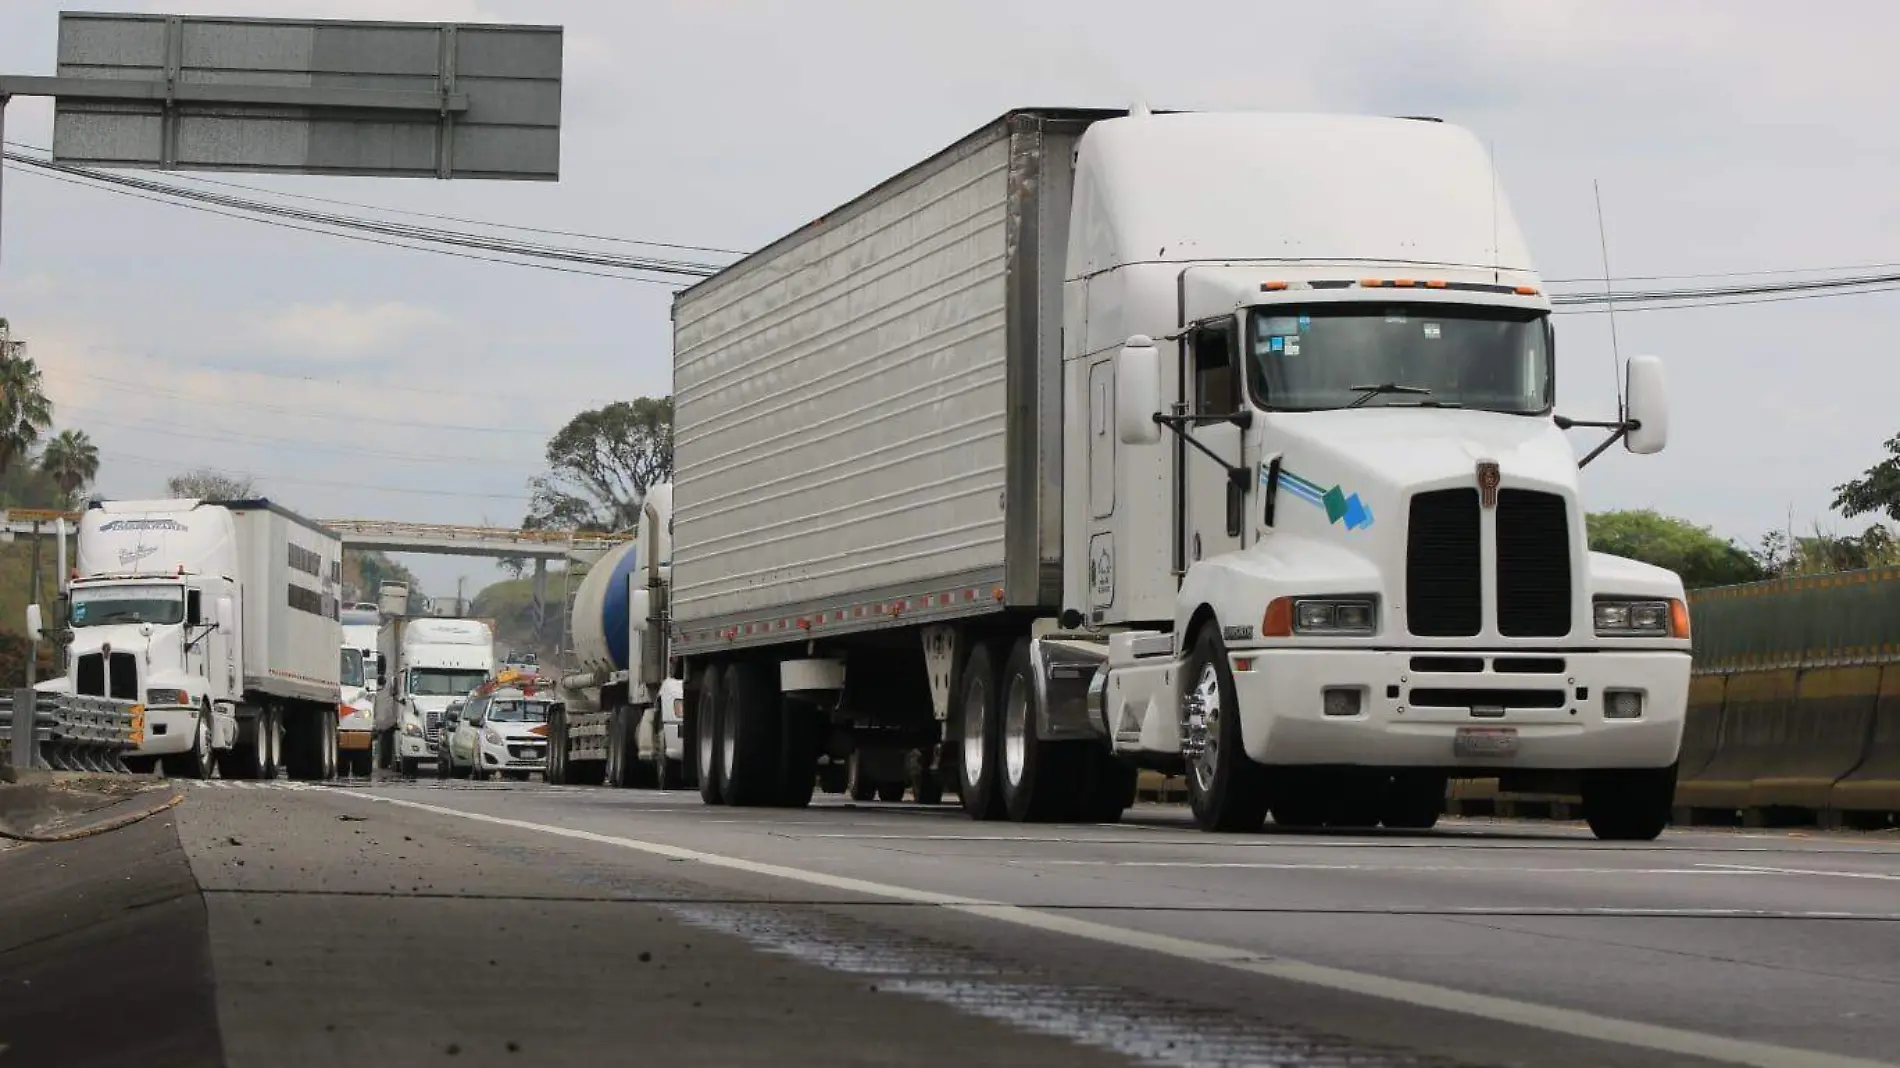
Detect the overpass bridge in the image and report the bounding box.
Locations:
[318,520,629,563]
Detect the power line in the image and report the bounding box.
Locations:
[3,137,746,257]
[1552,282,1900,315]
[5,161,694,287]
[57,402,542,467]
[56,369,561,436]
[96,448,536,502]
[1546,260,1900,285]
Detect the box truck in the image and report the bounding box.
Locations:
[41,498,343,779]
[660,108,1692,840]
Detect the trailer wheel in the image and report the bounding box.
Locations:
[545,704,569,785]
[774,700,821,808]
[846,751,876,802]
[1183,626,1270,833]
[218,705,268,780]
[998,638,1085,823]
[722,662,781,807]
[1582,765,1676,842]
[319,711,338,781]
[954,643,1005,820]
[1381,771,1446,831]
[696,664,727,805]
[605,708,630,787]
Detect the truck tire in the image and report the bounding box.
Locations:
[721,662,781,807]
[1078,749,1137,824]
[846,752,876,802]
[654,739,683,791]
[817,760,848,794]
[1582,765,1676,842]
[605,707,630,788]
[1381,771,1446,830]
[218,705,269,781]
[1183,626,1270,832]
[163,708,215,780]
[696,664,727,805]
[998,638,1081,823]
[774,700,820,808]
[545,705,569,785]
[954,643,1005,820]
[320,712,338,781]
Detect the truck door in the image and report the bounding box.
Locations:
[1087,357,1117,616]
[1183,321,1246,567]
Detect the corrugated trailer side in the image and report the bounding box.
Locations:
[670,110,1104,655]
[226,500,343,703]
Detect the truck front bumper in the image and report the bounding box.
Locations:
[398,730,434,760]
[1230,648,1690,770]
[134,705,198,756]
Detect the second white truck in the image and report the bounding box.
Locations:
[661,107,1692,840]
[40,497,343,780]
[375,612,495,776]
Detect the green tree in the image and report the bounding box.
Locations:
[1586,510,1765,589]
[1833,434,1900,522]
[525,397,672,534]
[0,323,55,482]
[166,468,256,500]
[39,428,100,507]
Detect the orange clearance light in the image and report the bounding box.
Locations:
[1425,279,1448,289]
[1393,278,1415,288]
[1514,285,1540,296]
[1260,281,1289,292]
[1670,599,1692,640]
[1262,597,1294,638]
[1359,278,1385,288]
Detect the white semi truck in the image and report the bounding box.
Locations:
[339,605,381,776]
[39,498,343,780]
[374,610,495,776]
[662,108,1691,840]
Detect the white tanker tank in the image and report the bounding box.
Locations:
[563,539,641,695]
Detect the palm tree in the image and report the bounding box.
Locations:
[40,428,100,507]
[0,330,54,482]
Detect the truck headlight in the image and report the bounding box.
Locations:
[146,688,190,706]
[1272,597,1377,636]
[401,723,423,738]
[1594,598,1688,638]
[484,727,503,746]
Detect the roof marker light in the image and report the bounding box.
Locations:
[1260,281,1288,292]
[1515,285,1540,296]
[1425,280,1448,289]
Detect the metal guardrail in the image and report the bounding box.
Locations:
[0,690,143,773]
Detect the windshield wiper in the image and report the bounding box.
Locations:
[1346,382,1433,409]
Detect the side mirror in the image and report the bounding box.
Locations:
[25,604,43,643]
[1115,335,1163,446]
[1624,356,1669,455]
[630,588,651,633]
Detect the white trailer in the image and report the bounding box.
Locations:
[49,498,343,780]
[666,108,1691,840]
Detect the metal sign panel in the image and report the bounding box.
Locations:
[47,12,561,180]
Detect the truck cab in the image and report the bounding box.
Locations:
[63,502,243,778]
[383,617,495,775]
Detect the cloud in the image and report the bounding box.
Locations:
[255,301,453,361]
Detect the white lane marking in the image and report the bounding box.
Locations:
[1031,861,1786,875]
[331,789,1891,1068]
[1697,863,1900,883]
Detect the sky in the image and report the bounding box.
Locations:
[2,0,1898,601]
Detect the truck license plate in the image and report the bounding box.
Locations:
[1454,726,1518,758]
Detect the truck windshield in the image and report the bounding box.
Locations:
[1248,305,1552,414]
[409,669,488,696]
[69,585,185,627]
[340,648,365,687]
[486,699,553,723]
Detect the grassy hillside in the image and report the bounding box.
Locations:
[470,565,583,664]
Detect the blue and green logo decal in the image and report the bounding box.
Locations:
[1262,464,1375,531]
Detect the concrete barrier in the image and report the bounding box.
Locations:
[1672,668,1798,819]
[1829,664,1900,820]
[1744,665,1880,820]
[1677,673,1728,781]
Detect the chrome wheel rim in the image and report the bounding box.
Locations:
[1189,662,1222,794]
[960,680,986,787]
[1004,676,1030,788]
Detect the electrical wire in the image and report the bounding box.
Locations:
[2,137,746,257]
[54,369,562,437]
[57,402,541,468]
[95,448,536,502]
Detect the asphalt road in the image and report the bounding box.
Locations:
[4,776,1898,1068]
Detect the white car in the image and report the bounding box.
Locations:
[439,681,554,781]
